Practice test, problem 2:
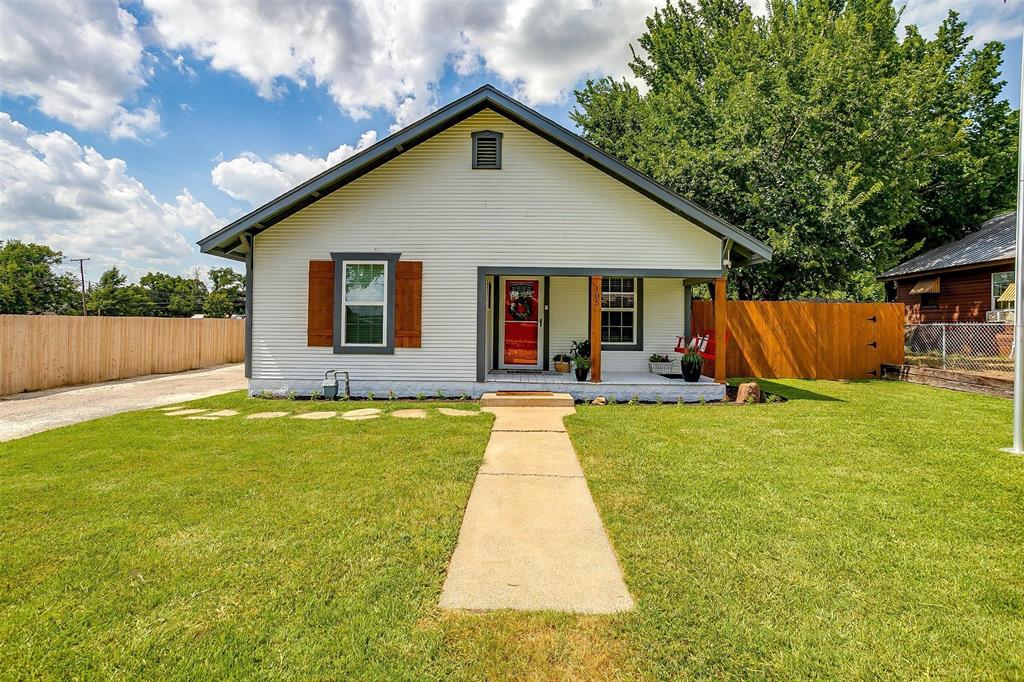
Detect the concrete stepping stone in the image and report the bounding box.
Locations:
[293,411,336,420]
[391,409,427,419]
[246,411,288,419]
[341,408,381,418]
[207,409,239,417]
[342,414,380,421]
[437,407,479,417]
[164,408,209,416]
[156,405,188,411]
[185,416,221,420]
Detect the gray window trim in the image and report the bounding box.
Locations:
[472,130,502,169]
[598,277,643,351]
[331,252,400,354]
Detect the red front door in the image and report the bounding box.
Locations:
[503,279,540,366]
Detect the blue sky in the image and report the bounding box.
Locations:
[1,0,1021,285]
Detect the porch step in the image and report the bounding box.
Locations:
[480,391,575,408]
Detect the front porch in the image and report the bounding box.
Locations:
[484,369,724,402]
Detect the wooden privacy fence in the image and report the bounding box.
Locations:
[691,301,904,380]
[0,315,245,395]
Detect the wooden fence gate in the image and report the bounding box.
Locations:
[691,300,904,380]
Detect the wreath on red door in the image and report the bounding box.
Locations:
[508,297,532,321]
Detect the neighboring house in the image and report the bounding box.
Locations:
[879,212,1016,324]
[198,85,771,400]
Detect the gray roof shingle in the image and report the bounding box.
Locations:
[879,211,1016,279]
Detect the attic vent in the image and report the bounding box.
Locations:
[472,130,502,169]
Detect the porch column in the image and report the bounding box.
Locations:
[713,276,727,383]
[589,275,602,382]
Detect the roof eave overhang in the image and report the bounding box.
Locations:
[877,256,1014,281]
[199,85,772,265]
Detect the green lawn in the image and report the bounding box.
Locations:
[1,383,1021,679]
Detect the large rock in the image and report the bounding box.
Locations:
[735,382,761,405]
[591,396,607,406]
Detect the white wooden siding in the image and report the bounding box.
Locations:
[546,276,686,373]
[252,109,720,384]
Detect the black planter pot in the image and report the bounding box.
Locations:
[681,362,702,382]
[574,366,590,382]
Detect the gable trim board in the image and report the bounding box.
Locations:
[198,85,770,267]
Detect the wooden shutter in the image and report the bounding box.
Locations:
[394,261,422,348]
[307,260,334,347]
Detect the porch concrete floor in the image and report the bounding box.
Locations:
[486,370,716,385]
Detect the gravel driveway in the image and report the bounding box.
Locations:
[0,364,246,442]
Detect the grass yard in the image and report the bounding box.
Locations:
[1,382,1022,679]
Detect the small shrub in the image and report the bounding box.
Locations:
[259,389,273,400]
[745,393,758,405]
[387,390,397,401]
[416,392,425,401]
[698,395,707,406]
[286,389,297,401]
[655,395,663,405]
[766,393,782,404]
[366,391,375,402]
[628,394,640,406]
[460,391,470,400]
[607,396,617,405]
[436,389,445,399]
[677,396,684,406]
[309,387,322,400]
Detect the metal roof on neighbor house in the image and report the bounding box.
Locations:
[198,84,772,267]
[879,211,1016,280]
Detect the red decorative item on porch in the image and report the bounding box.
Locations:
[675,329,729,362]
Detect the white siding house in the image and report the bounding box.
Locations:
[199,86,771,401]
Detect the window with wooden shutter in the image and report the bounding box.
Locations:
[307,260,334,346]
[394,261,422,348]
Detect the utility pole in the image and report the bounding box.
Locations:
[69,258,89,316]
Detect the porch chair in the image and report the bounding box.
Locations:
[675,329,729,363]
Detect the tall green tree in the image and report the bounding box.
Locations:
[572,0,1017,299]
[139,272,209,317]
[204,267,245,317]
[87,267,155,317]
[0,240,80,314]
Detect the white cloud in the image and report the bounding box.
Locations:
[0,112,219,276]
[901,1,1022,44]
[212,130,378,206]
[0,0,160,139]
[143,0,659,128]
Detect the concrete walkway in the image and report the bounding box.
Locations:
[0,364,246,442]
[439,404,634,613]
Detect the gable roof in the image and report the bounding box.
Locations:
[879,211,1016,280]
[198,84,771,266]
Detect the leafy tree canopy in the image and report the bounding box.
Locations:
[0,240,79,314]
[572,0,1017,299]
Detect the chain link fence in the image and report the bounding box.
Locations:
[905,323,1014,376]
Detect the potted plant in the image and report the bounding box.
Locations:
[679,347,703,382]
[572,354,591,382]
[568,339,592,381]
[553,353,571,373]
[648,353,675,375]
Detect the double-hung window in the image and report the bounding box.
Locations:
[341,261,387,347]
[992,271,1014,310]
[601,277,642,349]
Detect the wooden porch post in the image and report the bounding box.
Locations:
[589,275,602,382]
[714,276,727,383]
